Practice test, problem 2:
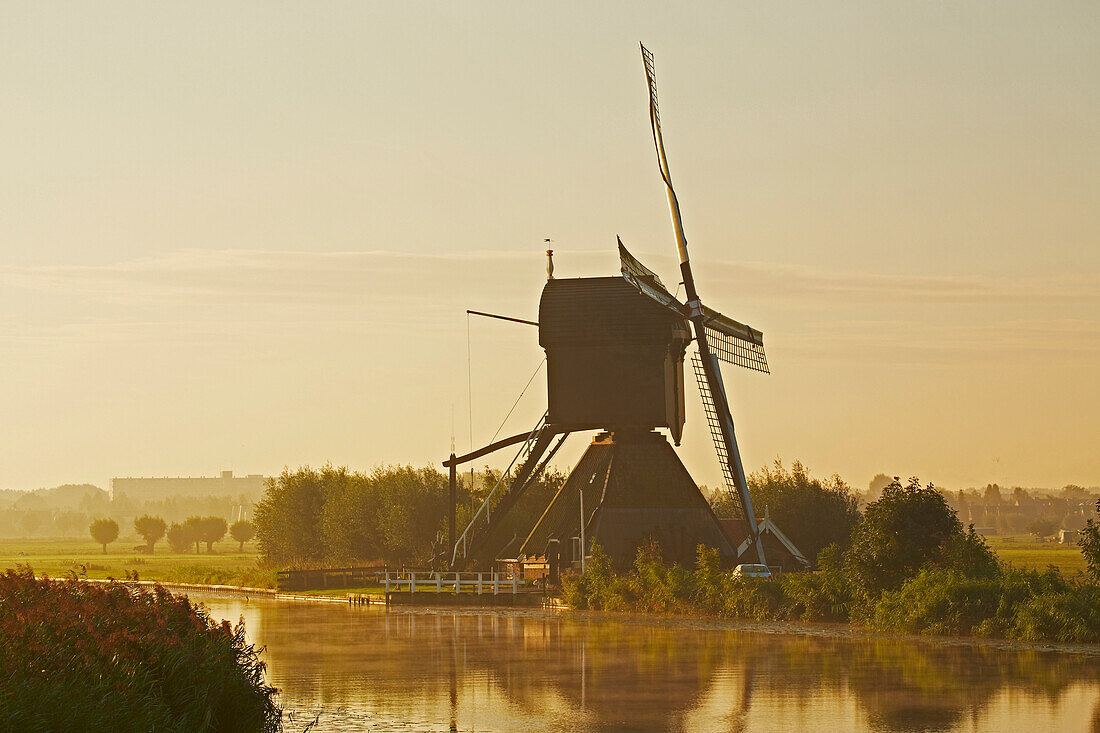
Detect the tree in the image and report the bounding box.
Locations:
[319,465,450,566]
[134,515,167,553]
[1027,517,1059,539]
[183,516,205,553]
[983,483,1002,503]
[1079,499,1100,581]
[867,473,893,502]
[374,465,452,565]
[254,468,330,566]
[845,477,965,599]
[741,460,860,568]
[1062,484,1092,504]
[198,516,228,553]
[166,522,193,553]
[230,520,255,551]
[89,518,119,554]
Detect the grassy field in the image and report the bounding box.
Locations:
[984,534,1088,575]
[0,536,274,588]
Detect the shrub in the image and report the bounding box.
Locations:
[845,477,963,599]
[562,545,633,611]
[778,570,852,622]
[0,568,280,731]
[166,522,194,554]
[722,576,785,620]
[184,516,206,553]
[936,525,999,578]
[230,520,256,552]
[134,515,167,554]
[198,516,229,553]
[89,518,119,554]
[1009,585,1100,643]
[869,568,1004,636]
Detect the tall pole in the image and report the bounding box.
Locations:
[579,486,586,573]
[449,457,457,567]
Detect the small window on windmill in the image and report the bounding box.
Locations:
[571,536,582,564]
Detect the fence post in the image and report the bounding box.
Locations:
[436,572,441,592]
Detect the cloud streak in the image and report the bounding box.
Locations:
[5,248,1097,306]
[2,249,1097,364]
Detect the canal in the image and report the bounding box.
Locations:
[195,594,1100,732]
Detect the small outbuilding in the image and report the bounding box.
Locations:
[719,509,811,573]
[1059,528,1079,544]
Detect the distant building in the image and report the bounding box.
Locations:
[1059,528,1079,544]
[109,470,268,501]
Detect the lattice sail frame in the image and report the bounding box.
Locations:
[701,308,770,374]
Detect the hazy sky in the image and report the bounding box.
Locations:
[2,2,1097,493]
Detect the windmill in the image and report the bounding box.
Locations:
[444,45,783,572]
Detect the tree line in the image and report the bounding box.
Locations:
[253,466,448,568]
[88,515,254,554]
[252,464,566,568]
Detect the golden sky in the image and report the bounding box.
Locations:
[1,2,1097,492]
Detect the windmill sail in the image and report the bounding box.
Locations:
[641,43,690,267]
[618,238,688,318]
[640,43,767,565]
[701,307,770,373]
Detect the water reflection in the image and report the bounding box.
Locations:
[195,596,1100,732]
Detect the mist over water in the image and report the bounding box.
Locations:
[196,595,1100,732]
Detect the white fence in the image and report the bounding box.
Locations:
[382,571,524,595]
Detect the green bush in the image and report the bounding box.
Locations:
[562,545,634,611]
[869,568,1004,636]
[1007,582,1100,643]
[563,541,1100,645]
[0,568,280,732]
[778,568,851,622]
[845,477,962,599]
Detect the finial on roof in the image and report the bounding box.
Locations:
[545,238,554,280]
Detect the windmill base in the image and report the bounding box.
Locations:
[518,430,736,570]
